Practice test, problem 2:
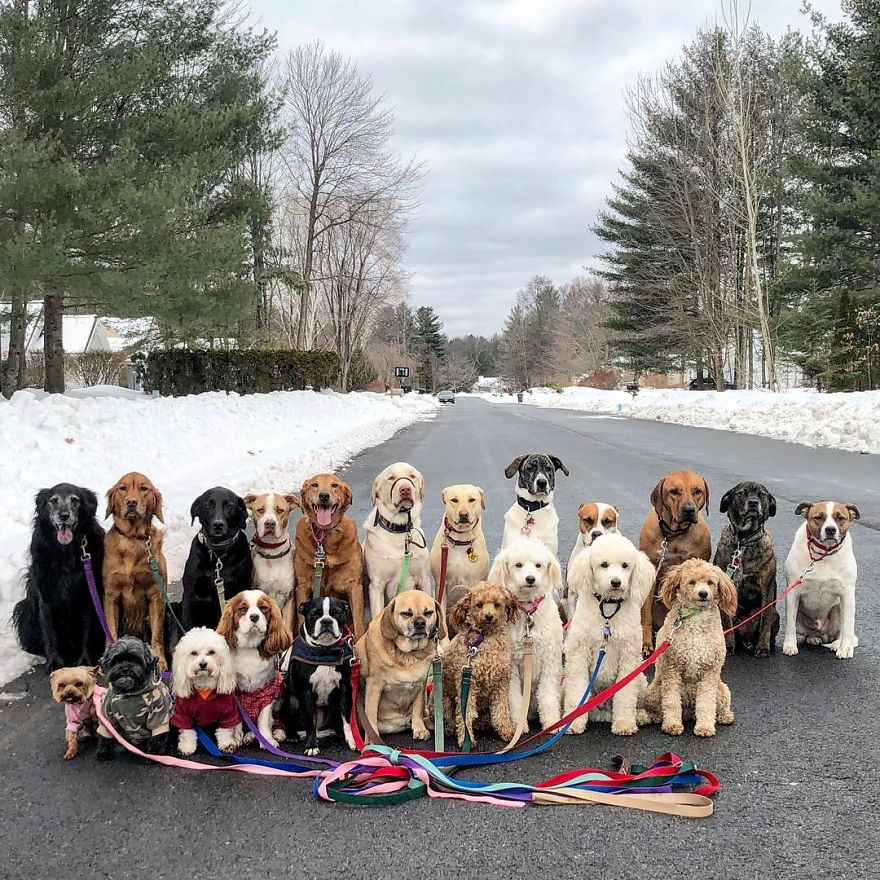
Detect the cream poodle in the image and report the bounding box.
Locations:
[488,535,563,729]
[563,533,656,736]
[645,559,737,737]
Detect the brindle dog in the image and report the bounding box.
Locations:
[713,481,779,657]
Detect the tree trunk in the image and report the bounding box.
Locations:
[43,291,65,393]
[2,288,27,398]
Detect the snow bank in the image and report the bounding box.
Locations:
[0,389,437,685]
[479,387,880,454]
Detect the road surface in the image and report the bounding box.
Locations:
[2,397,877,879]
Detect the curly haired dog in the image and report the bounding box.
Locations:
[442,582,519,749]
[563,533,656,736]
[645,559,737,737]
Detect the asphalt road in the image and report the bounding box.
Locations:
[2,397,878,880]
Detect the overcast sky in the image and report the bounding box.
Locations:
[252,0,843,337]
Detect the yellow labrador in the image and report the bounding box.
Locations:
[429,484,489,618]
[355,592,446,741]
[362,462,433,620]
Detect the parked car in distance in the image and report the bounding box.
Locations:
[688,376,736,391]
[437,389,455,404]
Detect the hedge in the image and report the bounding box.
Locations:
[139,349,340,396]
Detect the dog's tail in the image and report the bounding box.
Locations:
[12,581,43,656]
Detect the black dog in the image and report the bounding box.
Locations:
[181,487,253,630]
[95,637,172,761]
[283,598,355,756]
[13,484,106,670]
[713,481,779,657]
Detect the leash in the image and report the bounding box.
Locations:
[805,525,843,563]
[81,538,114,644]
[196,531,240,613]
[431,651,444,752]
[437,519,479,607]
[458,629,484,753]
[144,534,186,636]
[722,563,813,636]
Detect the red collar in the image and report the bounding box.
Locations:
[516,595,545,617]
[805,524,843,563]
[251,534,289,550]
[444,517,477,534]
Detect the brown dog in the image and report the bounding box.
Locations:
[293,474,365,640]
[50,665,98,759]
[638,470,711,656]
[103,472,170,669]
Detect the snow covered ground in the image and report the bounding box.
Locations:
[0,388,437,685]
[476,386,880,454]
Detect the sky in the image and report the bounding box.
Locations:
[251,0,844,337]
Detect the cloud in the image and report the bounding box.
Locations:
[256,0,843,336]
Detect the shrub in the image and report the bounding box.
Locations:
[67,351,128,387]
[139,349,340,396]
[577,368,620,390]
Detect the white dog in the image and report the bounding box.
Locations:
[488,536,563,729]
[170,627,241,756]
[566,502,620,619]
[363,462,433,621]
[783,501,860,659]
[217,590,292,747]
[244,492,299,621]
[563,533,655,735]
[501,453,569,555]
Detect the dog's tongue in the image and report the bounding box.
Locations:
[316,506,333,527]
[57,527,74,545]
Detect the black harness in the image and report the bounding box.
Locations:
[657,517,694,540]
[594,594,624,623]
[290,628,354,667]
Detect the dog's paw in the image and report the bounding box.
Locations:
[694,723,716,738]
[641,644,654,659]
[497,725,517,742]
[412,725,430,742]
[835,641,855,660]
[636,708,655,726]
[717,709,734,726]
[63,747,77,761]
[661,721,684,736]
[611,720,638,736]
[305,746,320,756]
[566,717,587,735]
[805,635,823,646]
[272,728,286,743]
[219,741,238,754]
[753,646,771,659]
[782,641,799,656]
[241,731,255,746]
[178,742,197,757]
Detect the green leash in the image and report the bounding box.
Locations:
[145,536,185,636]
[396,550,413,595]
[312,545,326,600]
[459,666,474,753]
[431,655,444,752]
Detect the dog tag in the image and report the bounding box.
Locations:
[468,549,479,563]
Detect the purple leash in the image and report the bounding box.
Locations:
[82,538,114,644]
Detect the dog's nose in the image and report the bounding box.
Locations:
[318,491,331,504]
[747,498,760,509]
[198,659,208,670]
[824,526,837,537]
[698,589,709,600]
[610,578,622,589]
[398,483,412,497]
[682,502,696,514]
[525,575,536,585]
[264,519,276,532]
[483,613,495,623]
[249,613,260,623]
[591,530,602,541]
[459,512,470,521]
[536,477,548,489]
[126,499,138,509]
[320,618,334,629]
[412,618,426,629]
[212,520,225,533]
[58,511,70,522]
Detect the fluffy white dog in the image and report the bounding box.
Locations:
[563,533,656,736]
[488,536,563,730]
[170,627,241,756]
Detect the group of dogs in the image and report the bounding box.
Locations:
[13,453,861,763]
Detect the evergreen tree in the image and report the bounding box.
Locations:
[788,0,880,390]
[412,305,445,391]
[0,0,275,393]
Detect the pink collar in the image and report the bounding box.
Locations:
[516,595,545,617]
[805,524,843,563]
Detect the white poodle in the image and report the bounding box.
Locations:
[488,535,563,730]
[170,627,241,756]
[563,533,656,736]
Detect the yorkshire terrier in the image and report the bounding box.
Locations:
[50,665,99,760]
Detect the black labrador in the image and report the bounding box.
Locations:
[181,487,253,630]
[13,484,106,670]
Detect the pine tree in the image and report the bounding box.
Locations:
[412,306,445,392]
[789,0,880,390]
[0,0,275,393]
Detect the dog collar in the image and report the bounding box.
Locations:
[657,517,693,539]
[251,535,291,559]
[443,519,477,547]
[516,496,549,513]
[198,529,244,556]
[516,595,545,617]
[805,524,843,563]
[291,628,354,666]
[464,628,485,653]
[734,525,766,546]
[374,509,410,534]
[593,594,624,622]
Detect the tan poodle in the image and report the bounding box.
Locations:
[645,559,737,737]
[442,582,519,749]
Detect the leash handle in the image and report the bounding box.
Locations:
[459,667,473,752]
[312,545,326,600]
[437,543,449,607]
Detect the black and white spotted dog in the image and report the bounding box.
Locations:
[502,453,569,555]
[282,597,356,756]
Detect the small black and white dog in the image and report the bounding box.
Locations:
[13,484,106,670]
[283,598,356,756]
[181,487,253,630]
[95,637,172,761]
[501,453,570,556]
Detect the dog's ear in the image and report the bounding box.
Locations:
[717,567,738,618]
[105,486,118,520]
[216,601,237,649]
[487,550,508,586]
[504,455,528,479]
[339,481,352,510]
[35,487,53,515]
[417,474,424,503]
[379,599,399,642]
[190,494,202,527]
[702,478,710,515]
[719,488,734,515]
[478,488,485,510]
[215,643,237,695]
[171,642,192,699]
[658,564,682,610]
[284,493,301,512]
[48,668,61,692]
[371,474,381,506]
[298,600,310,616]
[433,599,447,641]
[87,665,100,679]
[795,502,814,519]
[449,593,471,631]
[503,588,520,623]
[546,553,563,591]
[650,478,667,518]
[151,485,165,524]
[440,488,447,506]
[549,455,569,477]
[767,492,777,518]
[632,550,658,606]
[80,489,99,521]
[235,495,248,531]
[845,503,861,521]
[260,597,292,659]
[567,549,593,598]
[243,493,258,508]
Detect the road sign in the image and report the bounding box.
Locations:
[394,366,410,378]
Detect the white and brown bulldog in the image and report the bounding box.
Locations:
[244,492,299,621]
[783,500,860,659]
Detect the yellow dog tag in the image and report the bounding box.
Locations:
[468,549,479,563]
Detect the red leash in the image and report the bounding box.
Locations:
[722,566,812,636]
[437,544,449,607]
